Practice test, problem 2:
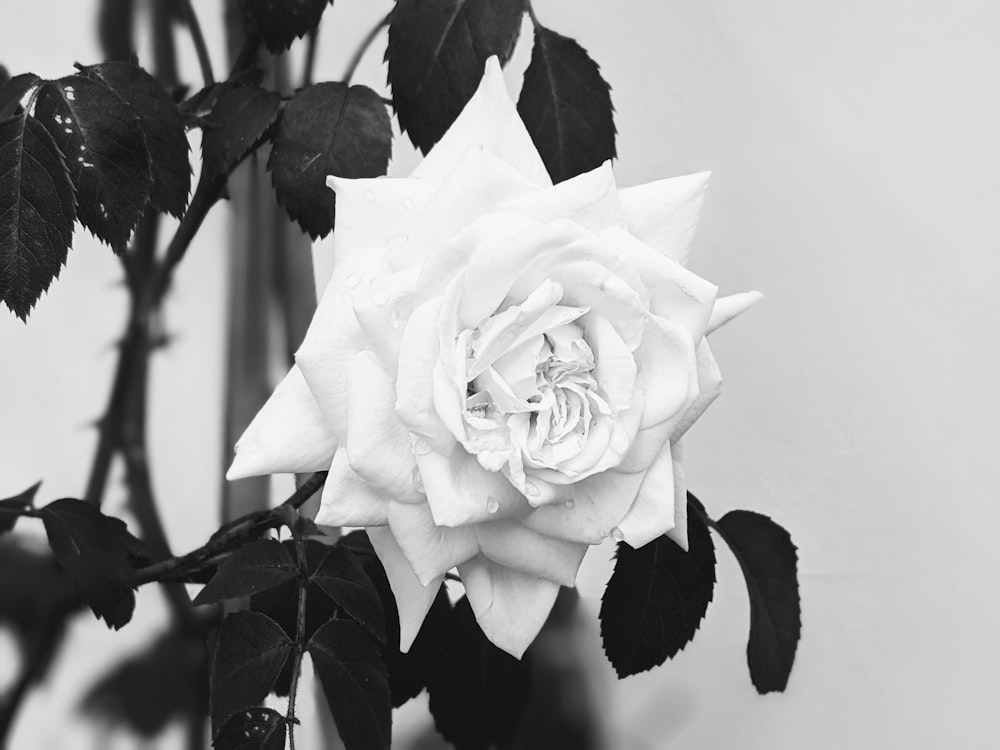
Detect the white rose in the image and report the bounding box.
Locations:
[227,58,759,658]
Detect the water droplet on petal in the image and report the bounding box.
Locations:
[412,438,431,455]
[371,289,390,307]
[411,466,424,493]
[401,197,416,211]
[389,309,403,329]
[342,292,356,307]
[343,270,362,288]
[564,499,576,509]
[610,527,625,542]
[486,497,499,514]
[363,190,376,202]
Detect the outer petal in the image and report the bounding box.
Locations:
[346,351,421,502]
[458,556,561,658]
[615,442,675,549]
[416,448,530,527]
[707,291,763,334]
[368,527,442,652]
[618,171,710,266]
[670,339,723,441]
[227,366,337,480]
[474,520,587,587]
[616,420,672,473]
[315,448,389,527]
[352,266,419,376]
[666,441,688,550]
[411,57,552,188]
[522,470,646,543]
[387,501,478,586]
[634,315,699,430]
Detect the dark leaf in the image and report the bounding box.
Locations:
[82,627,208,737]
[0,72,40,119]
[387,0,524,153]
[213,707,287,750]
[38,498,148,629]
[308,618,391,750]
[0,109,76,319]
[0,480,41,534]
[210,611,293,734]
[245,0,332,53]
[194,539,298,606]
[35,75,151,250]
[428,596,530,750]
[310,545,386,644]
[600,508,716,678]
[201,84,281,182]
[715,509,801,693]
[82,61,191,216]
[268,82,391,238]
[517,25,616,183]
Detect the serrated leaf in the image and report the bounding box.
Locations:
[245,0,332,53]
[38,498,148,629]
[82,62,191,216]
[268,82,391,238]
[309,545,386,644]
[0,72,40,119]
[34,75,151,250]
[210,611,293,734]
[201,84,281,183]
[600,505,716,678]
[517,25,616,183]
[427,596,530,750]
[715,509,801,693]
[308,618,391,750]
[0,110,76,320]
[213,706,287,750]
[387,0,524,153]
[0,481,41,534]
[194,539,298,606]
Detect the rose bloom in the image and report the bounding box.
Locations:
[228,58,759,657]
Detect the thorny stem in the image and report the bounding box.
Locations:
[342,11,390,85]
[285,536,310,750]
[181,0,216,86]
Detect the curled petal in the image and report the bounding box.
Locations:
[475,520,587,587]
[315,448,389,527]
[368,527,442,652]
[707,291,763,334]
[580,313,637,413]
[618,171,710,266]
[522,470,645,543]
[634,315,699,430]
[670,339,722,441]
[458,556,561,658]
[387,501,478,586]
[227,366,337,480]
[416,448,530,527]
[615,442,675,549]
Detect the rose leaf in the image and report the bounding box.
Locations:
[715,509,801,693]
[244,0,333,53]
[387,0,525,153]
[517,25,617,183]
[427,596,531,750]
[309,544,386,644]
[213,706,287,750]
[209,611,293,736]
[0,480,41,534]
[307,618,391,750]
[200,84,282,183]
[0,72,40,118]
[38,498,150,629]
[194,538,298,606]
[600,503,716,678]
[268,82,391,239]
[34,75,152,251]
[81,61,191,216]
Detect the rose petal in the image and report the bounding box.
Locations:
[670,338,722,441]
[634,315,699,430]
[353,266,420,375]
[707,291,763,334]
[411,57,551,188]
[615,442,675,549]
[618,171,710,266]
[387,501,478,586]
[368,527,442,652]
[227,366,337,480]
[522,469,646,543]
[315,448,389,527]
[666,441,688,550]
[579,313,637,413]
[498,160,625,232]
[474,520,587,587]
[458,556,561,658]
[415,448,530,527]
[346,351,421,502]
[616,420,672,473]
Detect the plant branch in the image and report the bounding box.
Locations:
[180,0,215,86]
[228,30,262,78]
[342,11,390,85]
[285,537,309,750]
[525,1,540,27]
[302,26,319,87]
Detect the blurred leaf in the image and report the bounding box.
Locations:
[38,498,148,629]
[210,611,293,734]
[0,481,40,534]
[0,105,76,320]
[387,0,524,153]
[194,539,298,606]
[0,64,8,87]
[35,75,151,250]
[82,61,191,216]
[308,618,391,750]
[517,25,616,183]
[309,545,385,644]
[715,508,801,693]
[213,706,287,750]
[245,0,332,53]
[268,82,391,238]
[201,84,281,182]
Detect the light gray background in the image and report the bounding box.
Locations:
[1,1,998,748]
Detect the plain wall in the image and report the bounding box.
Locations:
[2,1,998,748]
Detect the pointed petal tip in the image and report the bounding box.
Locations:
[707,290,764,334]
